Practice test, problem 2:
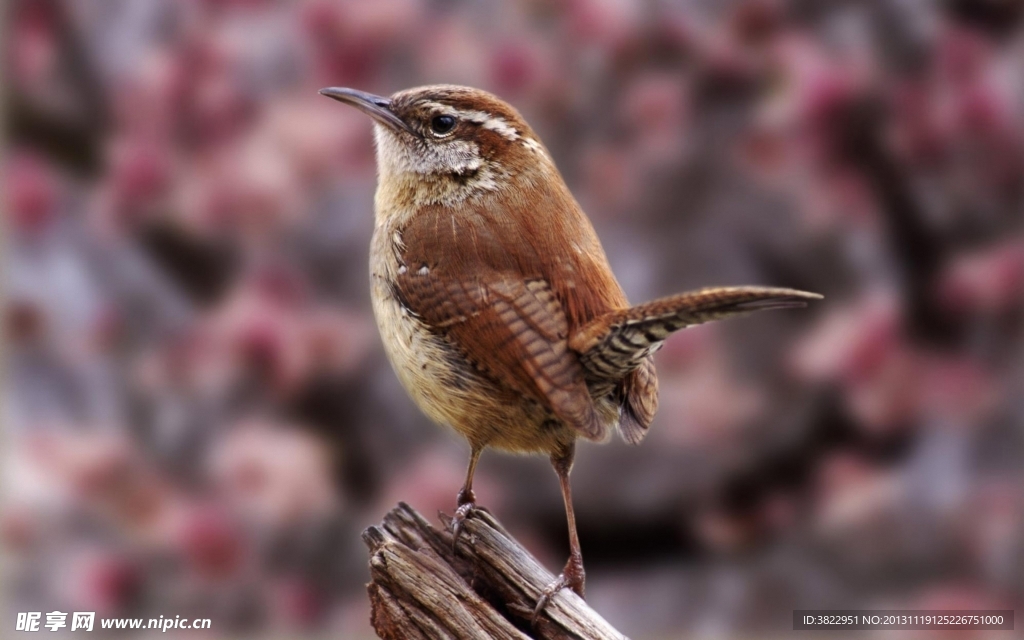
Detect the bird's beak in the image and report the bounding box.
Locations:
[319,87,415,136]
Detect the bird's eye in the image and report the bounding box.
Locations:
[430,115,456,135]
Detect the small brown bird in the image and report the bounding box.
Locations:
[321,84,820,615]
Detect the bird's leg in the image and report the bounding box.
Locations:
[533,442,585,624]
[451,445,482,551]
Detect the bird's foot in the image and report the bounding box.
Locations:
[450,485,481,553]
[531,553,585,626]
[450,501,478,551]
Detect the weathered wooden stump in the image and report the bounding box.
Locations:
[363,502,628,640]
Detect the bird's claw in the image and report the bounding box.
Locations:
[450,501,477,552]
[531,573,569,626]
[531,555,585,626]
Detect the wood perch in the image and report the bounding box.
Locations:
[363,502,629,640]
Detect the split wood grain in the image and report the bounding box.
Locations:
[363,502,628,640]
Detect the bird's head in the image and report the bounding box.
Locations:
[320,85,552,205]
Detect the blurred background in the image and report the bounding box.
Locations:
[3,0,1023,637]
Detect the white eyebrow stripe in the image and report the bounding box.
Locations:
[419,101,521,141]
[420,101,459,116]
[480,117,520,140]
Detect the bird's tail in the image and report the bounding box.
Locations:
[571,286,820,445]
[571,286,822,385]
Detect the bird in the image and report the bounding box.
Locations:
[320,84,821,618]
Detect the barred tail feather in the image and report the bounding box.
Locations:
[572,286,822,384]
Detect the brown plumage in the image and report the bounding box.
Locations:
[321,84,821,617]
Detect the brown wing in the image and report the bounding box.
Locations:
[571,286,822,382]
[393,206,605,440]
